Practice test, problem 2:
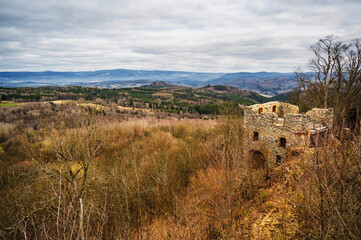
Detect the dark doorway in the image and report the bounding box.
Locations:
[276,155,282,165]
[259,108,263,114]
[280,137,286,148]
[249,150,266,169]
[253,131,259,141]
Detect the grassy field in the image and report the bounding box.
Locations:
[0,101,21,107]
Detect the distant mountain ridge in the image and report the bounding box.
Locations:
[0,69,222,85]
[207,72,297,96]
[0,68,297,95]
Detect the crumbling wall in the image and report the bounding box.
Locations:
[283,114,310,133]
[244,108,277,125]
[244,103,309,167]
[247,101,299,118]
[280,104,299,116]
[306,108,334,128]
[244,101,333,168]
[245,119,309,167]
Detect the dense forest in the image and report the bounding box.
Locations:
[0,82,267,116]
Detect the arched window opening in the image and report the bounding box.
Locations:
[258,108,263,114]
[272,105,277,113]
[280,137,286,148]
[253,131,259,141]
[249,150,266,169]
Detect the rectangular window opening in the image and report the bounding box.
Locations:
[280,137,286,148]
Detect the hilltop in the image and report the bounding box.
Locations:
[144,81,179,89]
[207,71,297,96]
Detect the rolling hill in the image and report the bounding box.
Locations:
[0,69,297,96]
[206,71,297,96]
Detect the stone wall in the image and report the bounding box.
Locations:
[306,108,334,128]
[244,101,333,168]
[247,101,299,117]
[244,111,309,167]
[280,104,299,116]
[283,114,310,133]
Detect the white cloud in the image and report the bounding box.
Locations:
[0,0,360,72]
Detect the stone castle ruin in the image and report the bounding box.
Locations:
[244,101,333,168]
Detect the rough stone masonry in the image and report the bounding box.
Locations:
[244,101,333,168]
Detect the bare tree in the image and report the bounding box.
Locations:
[296,35,341,109]
[333,39,361,138]
[23,117,102,239]
[295,36,361,137]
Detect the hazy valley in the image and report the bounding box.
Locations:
[0,69,297,96]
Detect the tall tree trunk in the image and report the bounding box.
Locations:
[340,107,346,140]
[324,86,328,109]
[79,197,84,240]
[357,100,360,135]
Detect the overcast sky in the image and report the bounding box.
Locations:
[0,0,360,73]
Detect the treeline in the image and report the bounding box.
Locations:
[0,85,259,116]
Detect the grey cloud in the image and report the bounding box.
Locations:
[0,0,360,72]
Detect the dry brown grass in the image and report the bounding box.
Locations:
[1,109,360,239]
